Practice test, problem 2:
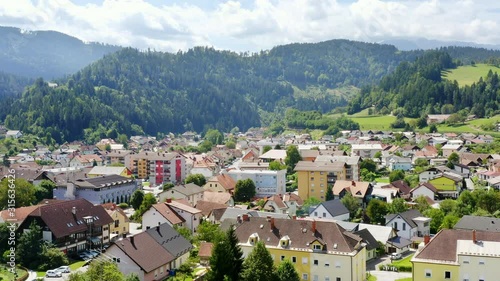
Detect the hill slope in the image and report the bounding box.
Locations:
[442,63,500,86]
[0,26,121,79]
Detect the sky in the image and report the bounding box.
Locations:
[1,0,500,52]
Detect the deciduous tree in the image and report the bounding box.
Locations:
[234,179,256,202]
[185,173,207,186]
[276,259,300,281]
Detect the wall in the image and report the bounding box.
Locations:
[142,208,170,231]
[106,245,145,281]
[458,254,500,281]
[412,261,459,281]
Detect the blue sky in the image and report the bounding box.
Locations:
[1,0,500,52]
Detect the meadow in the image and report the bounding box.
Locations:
[442,63,500,86]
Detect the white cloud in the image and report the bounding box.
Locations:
[0,0,500,52]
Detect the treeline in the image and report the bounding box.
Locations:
[348,51,500,118]
[0,71,32,99]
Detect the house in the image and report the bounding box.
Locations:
[353,228,379,261]
[198,242,213,266]
[453,163,471,178]
[385,209,431,241]
[194,201,227,217]
[428,172,463,198]
[441,144,462,158]
[106,223,193,281]
[102,203,130,239]
[258,149,287,162]
[351,143,383,158]
[157,183,204,206]
[487,176,500,189]
[69,154,104,168]
[315,155,361,181]
[411,229,500,281]
[127,152,186,186]
[410,183,438,200]
[294,160,347,201]
[401,145,420,157]
[426,114,451,124]
[227,169,286,198]
[308,199,350,221]
[356,223,410,254]
[332,180,373,205]
[104,150,132,166]
[381,180,412,200]
[386,156,413,171]
[454,215,500,232]
[17,199,113,256]
[419,167,441,182]
[202,191,234,206]
[87,166,132,178]
[234,216,366,281]
[53,175,138,205]
[203,173,237,194]
[142,202,185,231]
[262,193,303,216]
[165,199,202,232]
[6,130,22,139]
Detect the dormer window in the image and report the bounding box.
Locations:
[313,244,322,251]
[249,233,259,245]
[280,236,290,248]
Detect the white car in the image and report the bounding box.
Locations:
[55,266,71,273]
[390,253,402,260]
[46,270,62,278]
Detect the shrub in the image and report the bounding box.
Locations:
[118,203,129,209]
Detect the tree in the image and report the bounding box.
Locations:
[205,129,224,145]
[195,221,225,244]
[276,259,300,281]
[129,190,144,210]
[389,170,405,182]
[428,123,438,133]
[241,242,276,281]
[2,154,9,167]
[424,208,444,234]
[325,184,334,201]
[85,260,126,281]
[185,173,207,186]
[360,159,377,173]
[360,168,377,182]
[234,179,256,202]
[285,145,302,173]
[440,214,460,230]
[162,182,175,190]
[262,145,272,154]
[447,152,459,168]
[414,195,431,213]
[226,227,244,281]
[0,178,36,209]
[17,221,44,269]
[366,199,388,224]
[38,244,69,271]
[226,141,236,149]
[340,193,360,219]
[174,225,193,243]
[199,140,214,153]
[207,239,232,281]
[105,143,112,152]
[387,198,409,214]
[299,197,321,216]
[374,151,382,160]
[439,199,457,215]
[34,180,56,203]
[269,160,287,171]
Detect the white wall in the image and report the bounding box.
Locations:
[142,208,170,231]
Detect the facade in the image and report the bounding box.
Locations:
[428,173,463,198]
[262,193,303,216]
[69,154,104,168]
[53,175,138,205]
[386,156,413,171]
[127,152,186,186]
[350,144,383,158]
[157,183,204,206]
[410,183,438,200]
[419,167,441,182]
[203,173,236,193]
[166,200,202,232]
[295,161,347,201]
[17,199,113,256]
[142,202,185,231]
[315,155,361,181]
[102,203,130,239]
[385,209,431,240]
[104,150,132,166]
[234,216,366,281]
[227,169,286,197]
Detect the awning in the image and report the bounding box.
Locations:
[89,237,101,244]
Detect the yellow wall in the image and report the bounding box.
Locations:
[136,159,148,179]
[109,210,129,235]
[297,171,329,201]
[413,261,459,281]
[269,248,310,279]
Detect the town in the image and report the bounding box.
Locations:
[1,121,499,281]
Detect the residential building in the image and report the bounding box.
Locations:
[6,130,22,138]
[332,180,373,206]
[258,149,287,162]
[104,150,132,166]
[142,202,185,231]
[412,229,500,281]
[295,160,347,201]
[428,172,463,198]
[227,169,286,198]
[351,144,383,158]
[165,199,202,232]
[69,154,104,168]
[203,173,237,194]
[262,193,304,216]
[442,144,462,158]
[385,209,431,240]
[87,166,132,178]
[356,223,411,254]
[315,155,361,181]
[53,175,138,205]
[198,242,213,266]
[202,191,234,206]
[454,215,500,232]
[234,216,366,281]
[102,203,130,239]
[419,167,441,182]
[386,156,413,171]
[353,228,379,261]
[17,199,113,256]
[127,152,186,186]
[410,183,438,201]
[309,200,350,221]
[157,183,204,206]
[381,180,412,200]
[107,223,192,281]
[426,114,451,124]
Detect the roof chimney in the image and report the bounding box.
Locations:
[242,214,249,221]
[270,217,275,229]
[472,229,476,243]
[72,207,76,215]
[312,220,316,233]
[292,215,296,220]
[266,215,271,222]
[166,198,172,203]
[351,181,356,186]
[130,236,135,248]
[424,235,430,245]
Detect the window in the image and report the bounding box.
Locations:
[394,222,398,230]
[325,277,330,281]
[402,223,406,231]
[302,257,308,264]
[313,275,319,281]
[322,212,326,218]
[445,271,451,279]
[335,262,341,268]
[292,257,297,263]
[479,260,485,265]
[313,244,322,250]
[314,212,318,216]
[336,278,341,281]
[281,255,285,261]
[311,177,315,181]
[114,220,119,227]
[313,259,318,266]
[325,262,330,267]
[425,270,432,278]
[320,183,324,187]
[303,273,308,280]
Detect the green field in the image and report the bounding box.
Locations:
[350,115,416,131]
[442,63,500,86]
[434,115,500,137]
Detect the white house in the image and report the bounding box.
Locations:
[165,199,202,232]
[227,169,286,197]
[410,183,438,200]
[6,130,22,139]
[385,209,431,240]
[142,202,185,231]
[418,167,441,182]
[351,143,383,158]
[157,183,204,206]
[309,199,350,221]
[386,156,413,171]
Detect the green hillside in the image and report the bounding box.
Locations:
[442,64,500,86]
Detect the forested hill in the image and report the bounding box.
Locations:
[0,26,121,79]
[347,51,500,118]
[0,71,32,99]
[3,39,500,143]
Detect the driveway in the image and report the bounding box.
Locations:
[368,270,411,281]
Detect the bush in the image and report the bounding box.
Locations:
[118,203,129,209]
[379,264,412,272]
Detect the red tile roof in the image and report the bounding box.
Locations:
[151,203,185,225]
[198,242,213,258]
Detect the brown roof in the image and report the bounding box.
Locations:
[101,203,130,222]
[0,205,39,225]
[195,201,227,216]
[73,154,103,164]
[151,203,185,225]
[282,193,304,206]
[414,229,500,262]
[198,242,214,258]
[234,217,362,253]
[412,182,438,193]
[383,180,412,196]
[203,191,232,205]
[209,174,236,191]
[114,232,175,273]
[332,180,372,198]
[26,199,113,238]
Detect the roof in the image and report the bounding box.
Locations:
[353,228,378,251]
[411,182,438,193]
[198,242,214,258]
[129,151,180,161]
[387,236,412,249]
[294,161,346,172]
[0,205,39,225]
[383,180,412,195]
[258,149,287,160]
[385,209,423,229]
[73,174,135,189]
[26,199,113,238]
[101,203,130,222]
[234,217,362,253]
[202,191,232,205]
[113,231,175,273]
[72,154,102,164]
[145,223,193,258]
[166,200,202,214]
[195,200,227,216]
[357,223,395,244]
[454,215,500,232]
[332,180,372,198]
[169,183,204,196]
[312,200,349,218]
[207,174,237,191]
[351,144,383,150]
[414,229,500,262]
[88,166,128,176]
[151,203,185,225]
[217,208,290,222]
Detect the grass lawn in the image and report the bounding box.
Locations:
[0,267,28,280]
[37,259,87,277]
[349,115,416,130]
[395,278,412,281]
[391,254,414,267]
[375,177,390,183]
[442,64,500,86]
[431,115,500,137]
[367,273,377,281]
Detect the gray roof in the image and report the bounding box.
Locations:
[218,208,289,223]
[354,228,379,251]
[387,236,412,249]
[311,200,349,218]
[73,174,135,189]
[385,209,423,229]
[454,215,500,232]
[170,183,204,196]
[145,223,193,258]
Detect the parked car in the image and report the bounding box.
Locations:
[46,270,62,278]
[78,252,92,260]
[390,253,402,260]
[89,250,101,257]
[55,266,71,273]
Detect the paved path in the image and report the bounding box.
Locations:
[369,270,411,281]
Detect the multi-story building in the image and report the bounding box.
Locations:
[227,169,286,198]
[102,203,130,239]
[350,144,382,158]
[295,161,347,201]
[17,199,113,256]
[234,216,366,281]
[87,166,132,178]
[412,229,500,281]
[104,150,132,166]
[127,152,186,186]
[315,155,361,181]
